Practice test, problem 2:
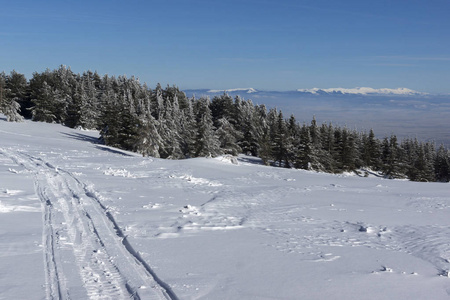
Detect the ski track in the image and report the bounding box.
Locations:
[0,148,177,300]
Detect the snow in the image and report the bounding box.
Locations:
[1,117,450,299]
[207,88,258,94]
[297,87,424,95]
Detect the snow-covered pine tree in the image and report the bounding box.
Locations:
[51,65,77,124]
[254,105,272,165]
[236,99,260,156]
[361,129,381,170]
[0,71,27,122]
[30,76,57,123]
[294,124,313,170]
[286,114,300,166]
[210,93,236,127]
[319,123,336,172]
[99,91,121,147]
[0,72,23,122]
[110,91,141,152]
[216,117,242,156]
[194,97,221,157]
[309,116,321,148]
[271,111,289,167]
[179,98,197,158]
[434,145,450,182]
[158,95,184,159]
[135,112,162,157]
[404,139,435,182]
[79,71,100,129]
[336,128,359,172]
[64,77,82,128]
[308,117,328,171]
[380,135,404,178]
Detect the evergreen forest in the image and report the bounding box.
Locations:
[1,66,449,182]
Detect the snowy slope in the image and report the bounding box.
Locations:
[1,116,450,299]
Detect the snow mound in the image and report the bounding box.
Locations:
[103,167,134,177]
[177,174,223,186]
[215,155,239,165]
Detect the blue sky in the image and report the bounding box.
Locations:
[1,0,449,93]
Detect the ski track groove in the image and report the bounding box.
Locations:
[38,182,68,300]
[1,148,177,300]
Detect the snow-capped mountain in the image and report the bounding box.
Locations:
[185,87,426,97]
[296,87,424,95]
[206,88,258,94]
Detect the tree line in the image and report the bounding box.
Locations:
[1,66,449,182]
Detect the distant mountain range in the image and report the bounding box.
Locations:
[205,88,259,94]
[184,87,426,97]
[295,87,424,95]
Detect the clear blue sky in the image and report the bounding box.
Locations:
[1,0,449,93]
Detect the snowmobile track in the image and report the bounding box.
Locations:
[1,148,177,300]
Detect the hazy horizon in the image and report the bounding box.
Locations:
[1,0,450,93]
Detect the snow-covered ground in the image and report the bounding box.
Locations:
[1,116,449,300]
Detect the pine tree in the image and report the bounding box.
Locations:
[135,112,162,157]
[295,124,313,169]
[158,95,183,159]
[308,117,327,171]
[101,89,142,152]
[435,145,450,182]
[10,71,32,118]
[179,98,197,158]
[30,79,57,123]
[0,71,27,122]
[50,65,76,124]
[381,135,403,178]
[216,117,242,155]
[271,111,289,167]
[79,71,100,129]
[194,98,221,157]
[286,114,300,166]
[319,123,336,172]
[309,116,321,148]
[210,93,236,127]
[252,105,270,164]
[338,128,358,171]
[361,129,381,169]
[237,99,259,156]
[406,139,435,182]
[64,74,81,128]
[99,92,121,147]
[117,106,141,152]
